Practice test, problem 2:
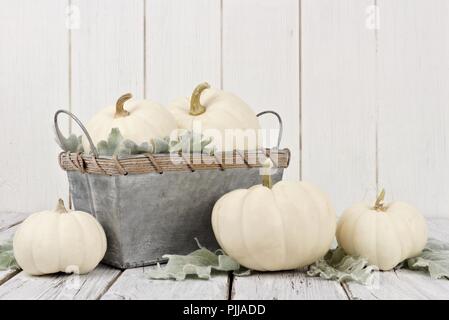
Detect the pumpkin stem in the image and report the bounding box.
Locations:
[115,93,133,118]
[261,158,273,189]
[373,188,386,211]
[189,82,210,116]
[55,199,68,214]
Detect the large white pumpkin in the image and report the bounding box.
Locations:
[168,83,261,152]
[82,93,177,153]
[336,189,428,270]
[211,161,336,271]
[13,200,107,275]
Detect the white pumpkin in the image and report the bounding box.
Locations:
[168,82,261,152]
[336,189,428,270]
[82,93,177,153]
[13,200,107,275]
[211,160,336,271]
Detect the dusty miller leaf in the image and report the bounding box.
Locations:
[153,137,170,153]
[309,239,449,285]
[117,140,153,156]
[144,238,449,283]
[0,240,19,271]
[97,128,124,156]
[97,129,157,156]
[56,126,215,156]
[307,247,378,285]
[54,131,84,153]
[146,239,242,281]
[402,238,449,279]
[169,131,215,155]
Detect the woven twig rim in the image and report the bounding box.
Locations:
[59,148,290,176]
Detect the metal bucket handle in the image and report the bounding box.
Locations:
[256,110,283,149]
[54,109,282,157]
[54,109,99,157]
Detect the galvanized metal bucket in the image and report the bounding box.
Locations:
[54,110,289,269]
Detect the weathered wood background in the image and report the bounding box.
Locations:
[1,0,448,217]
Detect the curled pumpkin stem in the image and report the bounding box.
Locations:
[55,199,68,214]
[373,188,386,211]
[261,158,273,189]
[115,93,133,118]
[189,82,210,116]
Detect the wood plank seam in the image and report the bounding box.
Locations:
[0,217,26,232]
[227,273,233,300]
[374,0,379,194]
[298,0,303,180]
[68,0,73,135]
[230,273,236,300]
[67,0,73,206]
[0,270,21,287]
[219,0,223,90]
[340,282,355,300]
[143,0,147,99]
[95,269,124,300]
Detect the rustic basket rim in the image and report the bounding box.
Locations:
[59,148,291,176]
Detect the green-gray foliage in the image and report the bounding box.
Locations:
[96,128,154,156]
[55,128,215,156]
[402,239,449,279]
[55,133,84,153]
[146,239,244,281]
[169,131,215,155]
[146,237,449,284]
[307,247,378,285]
[0,240,19,270]
[308,238,449,285]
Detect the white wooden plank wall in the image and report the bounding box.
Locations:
[0,0,69,213]
[377,0,449,218]
[1,0,448,218]
[223,0,300,181]
[301,0,377,213]
[146,0,221,104]
[71,0,145,121]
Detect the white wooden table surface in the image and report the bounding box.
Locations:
[1,214,448,300]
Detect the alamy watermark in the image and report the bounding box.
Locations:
[168,122,281,173]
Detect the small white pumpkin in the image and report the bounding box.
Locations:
[13,200,107,275]
[336,189,428,270]
[211,160,336,271]
[168,83,261,152]
[82,93,177,153]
